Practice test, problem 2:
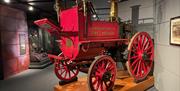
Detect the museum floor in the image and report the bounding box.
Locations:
[0,65,157,91]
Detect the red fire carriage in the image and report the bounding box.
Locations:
[34,1,154,91]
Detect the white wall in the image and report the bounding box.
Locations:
[118,0,153,21]
[154,0,180,91]
[118,0,154,37]
[91,0,110,20]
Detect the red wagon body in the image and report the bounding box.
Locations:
[35,6,125,61]
[34,1,154,91]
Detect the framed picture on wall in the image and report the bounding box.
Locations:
[170,16,180,45]
[19,34,26,55]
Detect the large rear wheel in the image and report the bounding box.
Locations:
[127,32,154,81]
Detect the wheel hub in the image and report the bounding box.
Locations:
[67,62,76,71]
[142,52,149,61]
[102,71,112,82]
[138,51,149,61]
[138,51,143,58]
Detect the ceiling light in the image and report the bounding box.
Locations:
[28,6,34,11]
[29,3,35,5]
[4,0,10,3]
[93,14,96,18]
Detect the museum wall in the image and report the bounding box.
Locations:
[118,0,154,38]
[0,5,30,79]
[118,0,153,21]
[154,0,180,91]
[90,0,110,20]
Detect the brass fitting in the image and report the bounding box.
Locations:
[54,0,62,22]
[109,0,118,22]
[82,0,87,16]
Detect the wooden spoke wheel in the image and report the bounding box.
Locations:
[54,59,79,81]
[127,32,154,81]
[88,55,117,91]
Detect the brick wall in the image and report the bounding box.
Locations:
[0,5,30,79]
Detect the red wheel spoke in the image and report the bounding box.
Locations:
[63,71,67,78]
[132,49,137,53]
[59,67,62,73]
[139,35,143,49]
[104,82,108,88]
[68,70,71,78]
[100,82,103,91]
[132,61,139,73]
[96,69,101,74]
[142,38,148,50]
[59,63,63,67]
[142,61,147,74]
[132,43,138,50]
[144,42,150,51]
[58,66,62,70]
[136,37,141,51]
[137,61,142,76]
[56,66,60,70]
[71,70,75,74]
[140,62,144,76]
[130,55,138,59]
[147,51,153,55]
[101,61,106,69]
[97,62,102,69]
[92,78,98,85]
[106,63,114,71]
[142,35,145,46]
[145,45,152,52]
[131,58,140,67]
[102,82,106,91]
[60,70,66,75]
[96,81,100,91]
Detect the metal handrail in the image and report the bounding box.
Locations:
[123,18,154,24]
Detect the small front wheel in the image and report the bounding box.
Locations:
[54,59,79,81]
[88,55,117,91]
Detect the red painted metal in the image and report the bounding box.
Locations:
[48,54,65,62]
[60,6,80,59]
[34,6,122,61]
[127,32,154,81]
[87,21,119,40]
[80,39,128,44]
[34,18,61,35]
[88,55,117,91]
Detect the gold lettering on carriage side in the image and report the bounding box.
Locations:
[102,31,115,36]
[91,27,115,31]
[89,31,115,36]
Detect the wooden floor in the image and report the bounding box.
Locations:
[54,71,154,91]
